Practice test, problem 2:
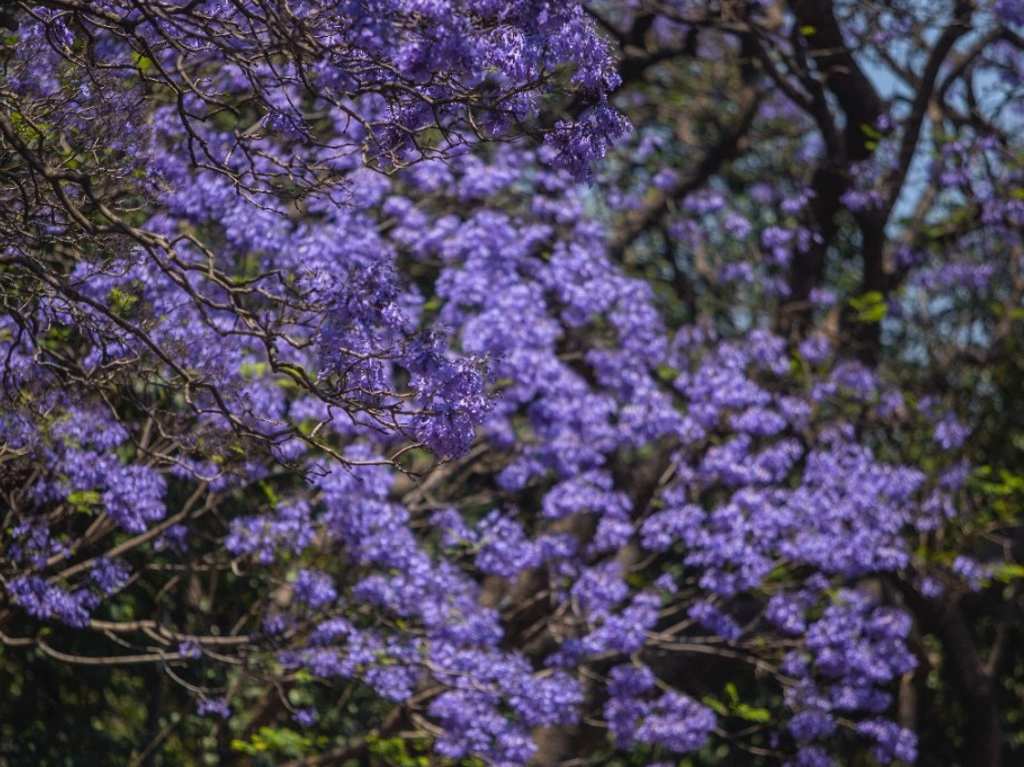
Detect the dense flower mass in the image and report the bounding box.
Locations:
[2,1,1022,765]
[0,139,962,761]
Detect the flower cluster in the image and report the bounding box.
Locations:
[1,2,1009,764]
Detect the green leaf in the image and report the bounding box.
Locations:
[230,739,263,755]
[239,361,268,379]
[656,364,679,383]
[848,291,887,323]
[368,735,424,767]
[68,490,102,513]
[231,727,313,758]
[860,123,883,139]
[994,564,1024,582]
[108,287,139,316]
[259,480,280,506]
[702,695,729,716]
[848,291,884,310]
[131,52,155,74]
[735,703,772,723]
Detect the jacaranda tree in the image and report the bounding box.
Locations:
[1,1,1022,766]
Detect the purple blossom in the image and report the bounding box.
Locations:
[8,576,96,627]
[934,413,970,450]
[293,707,318,727]
[789,709,836,743]
[293,569,338,609]
[952,556,990,590]
[688,600,742,640]
[178,640,202,659]
[197,698,231,719]
[856,720,917,764]
[90,558,131,595]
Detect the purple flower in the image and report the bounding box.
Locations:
[293,569,337,609]
[952,556,989,590]
[933,413,970,450]
[197,698,231,719]
[789,709,836,742]
[90,558,131,595]
[8,576,96,627]
[856,720,917,764]
[293,707,318,727]
[178,640,202,659]
[688,600,742,641]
